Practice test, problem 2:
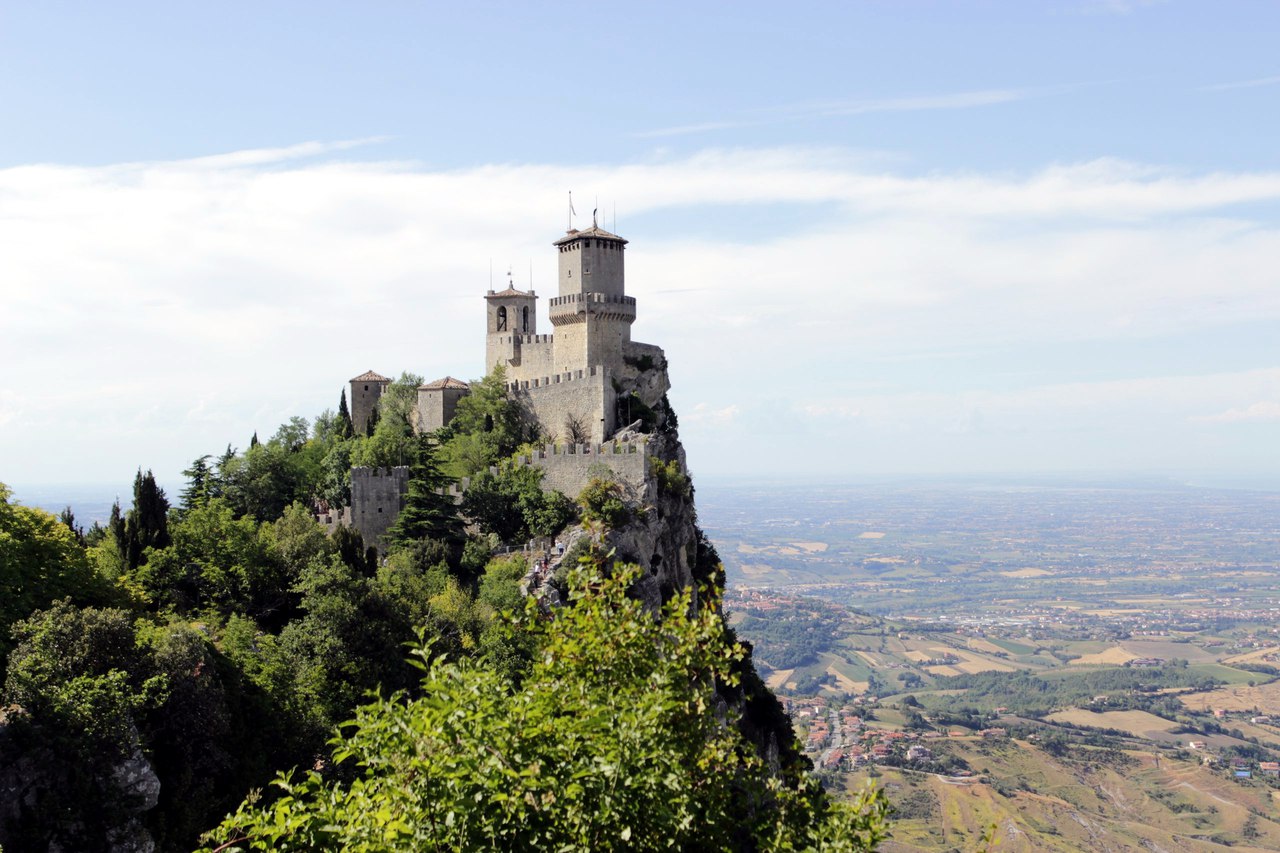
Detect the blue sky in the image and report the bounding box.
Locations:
[2,1,1279,492]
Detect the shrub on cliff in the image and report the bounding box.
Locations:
[202,565,889,852]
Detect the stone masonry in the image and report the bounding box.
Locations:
[337,219,668,548]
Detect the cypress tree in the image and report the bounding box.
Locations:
[365,406,379,438]
[337,388,354,439]
[109,500,126,564]
[123,469,171,570]
[386,434,462,548]
[250,431,260,449]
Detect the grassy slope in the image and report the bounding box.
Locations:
[857,740,1280,852]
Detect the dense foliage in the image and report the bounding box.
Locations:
[927,664,1224,717]
[0,369,873,851]
[203,566,888,852]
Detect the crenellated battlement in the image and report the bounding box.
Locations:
[491,333,554,346]
[516,437,646,462]
[509,436,650,498]
[507,364,610,393]
[549,292,636,325]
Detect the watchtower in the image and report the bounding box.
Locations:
[416,376,470,433]
[549,222,635,373]
[350,370,391,436]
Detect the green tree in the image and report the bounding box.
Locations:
[0,483,102,677]
[386,435,462,550]
[120,469,171,570]
[134,499,282,619]
[271,416,310,452]
[220,442,307,522]
[378,371,425,432]
[438,366,527,478]
[462,464,575,543]
[275,557,418,745]
[58,506,85,545]
[180,455,216,514]
[203,565,889,852]
[577,476,630,528]
[319,438,359,508]
[337,388,354,439]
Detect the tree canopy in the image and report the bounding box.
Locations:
[203,565,888,852]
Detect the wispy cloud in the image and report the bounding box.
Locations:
[170,138,391,169]
[1195,401,1280,423]
[1074,0,1167,15]
[1197,75,1280,93]
[636,88,1032,138]
[4,143,1280,482]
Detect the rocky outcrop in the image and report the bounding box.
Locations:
[547,362,810,781]
[0,708,160,853]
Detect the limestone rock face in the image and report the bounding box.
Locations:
[0,713,160,853]
[112,749,162,814]
[546,361,809,782]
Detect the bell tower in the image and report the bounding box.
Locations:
[485,271,538,373]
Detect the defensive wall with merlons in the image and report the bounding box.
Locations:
[510,437,649,498]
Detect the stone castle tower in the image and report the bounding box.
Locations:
[485,221,654,444]
[331,220,667,548]
[349,370,391,435]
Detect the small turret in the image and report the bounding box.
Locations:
[350,370,391,435]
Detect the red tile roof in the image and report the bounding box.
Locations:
[486,286,533,298]
[351,370,390,382]
[419,376,470,391]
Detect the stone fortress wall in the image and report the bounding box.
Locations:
[511,438,649,498]
[508,365,617,445]
[334,220,671,549]
[347,466,410,548]
[489,332,556,381]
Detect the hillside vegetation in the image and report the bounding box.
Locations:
[0,372,886,852]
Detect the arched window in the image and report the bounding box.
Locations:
[522,305,530,332]
[496,306,507,331]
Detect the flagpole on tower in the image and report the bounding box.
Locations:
[568,191,576,230]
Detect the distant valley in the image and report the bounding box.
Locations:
[705,479,1280,851]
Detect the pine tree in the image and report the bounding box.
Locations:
[386,434,462,548]
[337,389,354,439]
[58,506,85,545]
[180,455,214,513]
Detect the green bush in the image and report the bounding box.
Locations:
[649,456,690,499]
[577,478,631,528]
[202,565,890,852]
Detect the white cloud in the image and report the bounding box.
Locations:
[3,143,1280,484]
[1198,75,1280,93]
[637,87,1032,138]
[685,404,741,428]
[1196,401,1280,423]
